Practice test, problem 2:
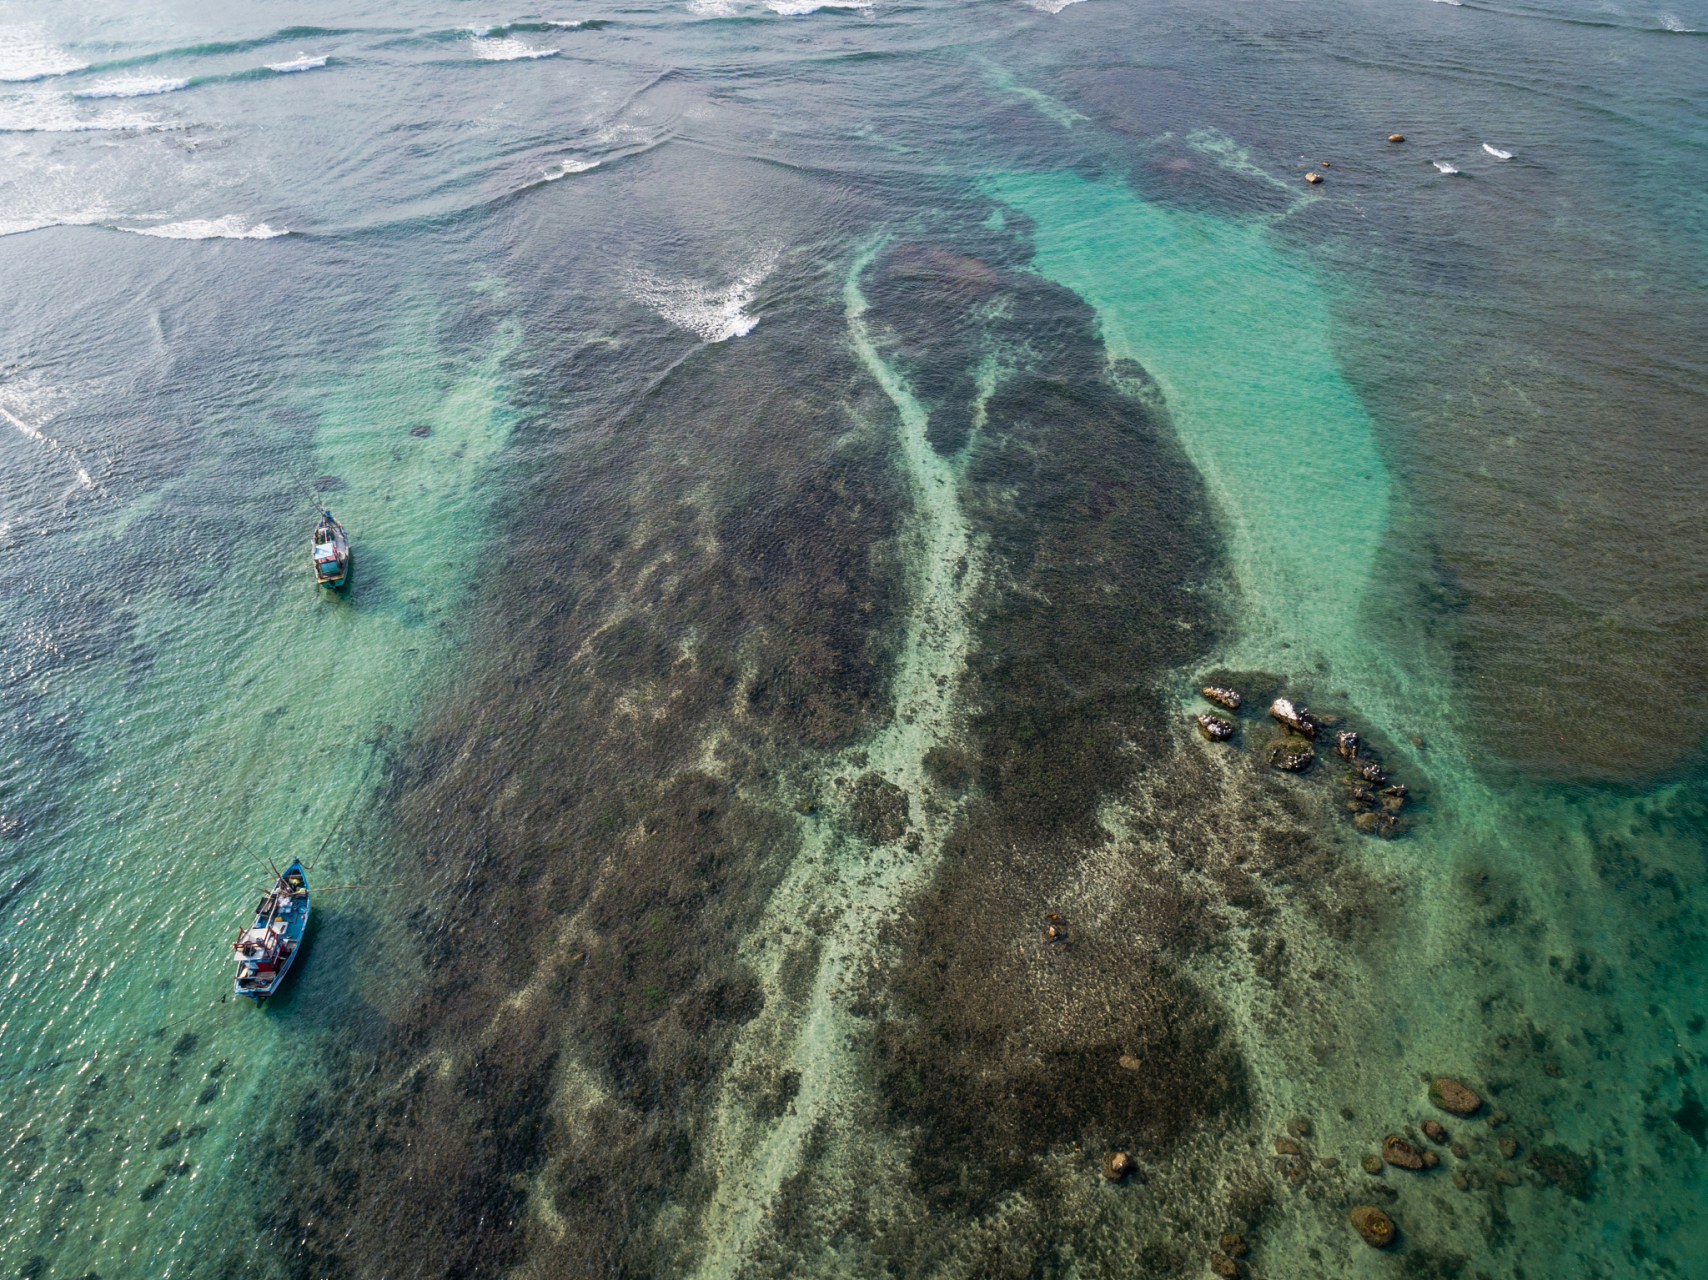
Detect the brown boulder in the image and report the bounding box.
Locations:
[1202,685,1242,710]
[1102,1151,1135,1181]
[1430,1077,1483,1116]
[1422,1119,1449,1144]
[1305,172,1323,184]
[1382,1134,1425,1170]
[1349,1205,1397,1248]
[1389,134,1406,143]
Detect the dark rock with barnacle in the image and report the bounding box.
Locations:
[1196,713,1235,741]
[1202,685,1241,710]
[1269,698,1315,737]
[1336,730,1359,759]
[1359,762,1386,784]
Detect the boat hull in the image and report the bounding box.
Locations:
[233,859,311,1001]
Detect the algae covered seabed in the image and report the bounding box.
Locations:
[2,1,1705,1277]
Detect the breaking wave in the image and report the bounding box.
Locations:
[631,249,779,342]
[1433,159,1460,174]
[120,216,289,240]
[471,35,559,59]
[73,75,191,98]
[1482,143,1512,159]
[265,54,327,72]
[766,0,870,13]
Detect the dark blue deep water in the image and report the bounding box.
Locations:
[2,0,1705,1275]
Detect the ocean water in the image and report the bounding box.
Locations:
[1,0,1703,1277]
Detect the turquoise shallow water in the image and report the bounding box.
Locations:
[2,0,1705,1275]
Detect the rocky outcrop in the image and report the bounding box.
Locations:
[1358,762,1385,784]
[1349,1205,1397,1248]
[1202,685,1241,710]
[1269,698,1315,737]
[1336,730,1359,759]
[1268,736,1314,771]
[1429,1077,1483,1116]
[1382,1134,1425,1170]
[1196,714,1235,741]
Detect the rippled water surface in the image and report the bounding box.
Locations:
[2,0,1704,1276]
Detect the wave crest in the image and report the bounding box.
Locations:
[121,216,289,240]
[471,35,559,59]
[74,76,190,99]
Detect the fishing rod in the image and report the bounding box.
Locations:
[310,882,405,892]
[235,845,283,884]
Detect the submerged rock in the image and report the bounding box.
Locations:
[1268,736,1315,771]
[1274,1138,1303,1156]
[1493,1166,1521,1186]
[1210,1254,1241,1278]
[1349,1205,1397,1248]
[1422,1120,1449,1145]
[849,772,910,843]
[1102,1151,1136,1181]
[1500,1136,1518,1159]
[1336,730,1360,759]
[1196,713,1235,741]
[1361,1154,1383,1175]
[1382,784,1407,798]
[1202,685,1242,711]
[1430,1077,1483,1116]
[1527,1145,1594,1200]
[1288,1117,1311,1137]
[1269,698,1315,737]
[1219,1233,1249,1258]
[1359,762,1386,784]
[1382,1134,1425,1170]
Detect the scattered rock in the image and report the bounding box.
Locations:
[1359,762,1386,784]
[1381,796,1405,814]
[1305,172,1323,184]
[1269,698,1316,737]
[1450,1141,1468,1159]
[1268,736,1315,772]
[1353,811,1382,834]
[1411,733,1425,748]
[1319,1156,1339,1168]
[1361,1154,1383,1175]
[1493,1166,1521,1187]
[1281,1161,1308,1185]
[1500,1137,1518,1159]
[1486,1110,1509,1128]
[849,772,910,843]
[1288,1118,1311,1137]
[1202,685,1242,711]
[1118,1054,1142,1071]
[1382,1134,1425,1170]
[1452,1172,1469,1190]
[1102,1151,1136,1181]
[1196,713,1235,742]
[1389,134,1406,143]
[1422,1150,1440,1168]
[1275,1138,1303,1156]
[1043,913,1069,944]
[1430,1077,1483,1116]
[1351,787,1375,804]
[1220,1233,1249,1258]
[1543,1062,1562,1078]
[1336,730,1360,759]
[1210,1254,1241,1278]
[1422,1120,1449,1144]
[409,424,432,437]
[1527,1145,1594,1200]
[1349,1205,1397,1248]
[1382,784,1407,798]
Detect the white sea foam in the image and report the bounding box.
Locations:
[1028,0,1088,11]
[1658,13,1695,30]
[542,157,600,180]
[265,54,327,73]
[471,36,559,59]
[0,96,165,133]
[1482,143,1512,159]
[1433,159,1460,174]
[632,249,778,342]
[766,0,869,13]
[688,0,742,14]
[73,76,190,99]
[0,373,96,490]
[1430,0,1464,6]
[0,28,87,81]
[121,215,288,240]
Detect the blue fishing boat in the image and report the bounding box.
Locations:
[311,510,350,588]
[231,859,310,1000]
